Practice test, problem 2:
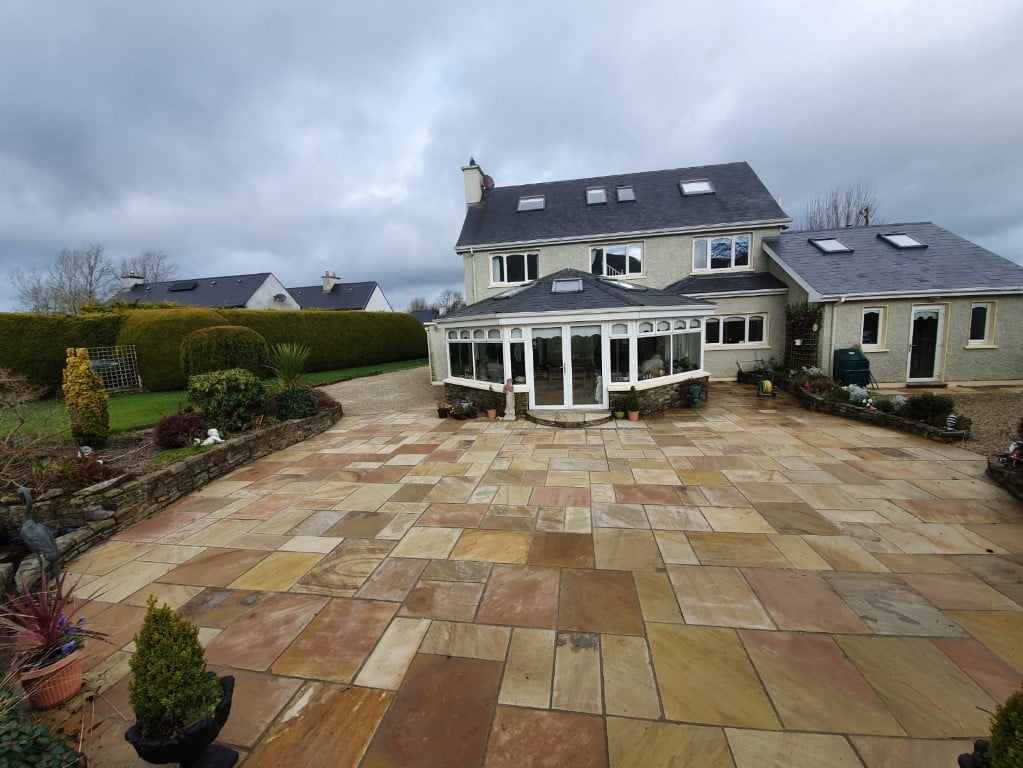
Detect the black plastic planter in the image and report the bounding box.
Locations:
[126,675,238,768]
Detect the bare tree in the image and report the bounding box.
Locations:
[117,249,178,282]
[800,183,885,230]
[433,288,465,312]
[407,296,431,312]
[12,244,117,314]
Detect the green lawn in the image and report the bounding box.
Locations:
[1,358,428,439]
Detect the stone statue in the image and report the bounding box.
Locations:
[502,379,516,421]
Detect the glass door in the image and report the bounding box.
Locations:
[532,327,566,406]
[907,305,944,382]
[570,325,603,407]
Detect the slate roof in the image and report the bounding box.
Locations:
[412,309,440,324]
[665,272,788,296]
[438,269,715,322]
[764,222,1023,298]
[288,281,379,310]
[115,273,273,307]
[457,162,790,249]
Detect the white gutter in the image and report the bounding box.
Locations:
[455,217,792,253]
[685,288,788,299]
[434,303,718,326]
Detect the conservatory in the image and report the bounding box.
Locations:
[426,269,716,411]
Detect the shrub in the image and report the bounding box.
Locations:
[310,388,338,412]
[180,325,270,379]
[875,398,895,413]
[31,453,119,490]
[129,596,223,739]
[62,348,109,447]
[625,386,640,412]
[0,691,84,767]
[891,394,909,412]
[273,387,318,420]
[153,411,208,449]
[266,342,311,388]
[988,685,1023,767]
[901,393,955,424]
[827,387,851,402]
[803,375,837,396]
[187,369,267,431]
[116,308,227,391]
[956,415,973,432]
[846,384,871,406]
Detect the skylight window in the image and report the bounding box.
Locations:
[680,180,714,196]
[808,238,853,253]
[878,233,926,249]
[586,187,606,205]
[598,277,646,291]
[551,278,583,293]
[616,185,636,202]
[517,195,545,212]
[494,284,532,300]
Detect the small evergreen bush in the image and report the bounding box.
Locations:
[129,597,223,739]
[62,347,109,447]
[827,387,851,402]
[988,685,1023,767]
[901,393,955,423]
[187,368,267,431]
[154,411,208,449]
[273,387,318,420]
[625,386,640,412]
[180,325,270,379]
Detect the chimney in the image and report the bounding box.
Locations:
[462,157,484,206]
[121,272,144,290]
[322,271,340,293]
[437,306,447,316]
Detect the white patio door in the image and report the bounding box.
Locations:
[529,325,606,409]
[907,305,945,382]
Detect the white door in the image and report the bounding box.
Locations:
[907,305,945,382]
[528,325,606,409]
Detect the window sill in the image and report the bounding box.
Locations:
[488,281,535,289]
[444,377,528,393]
[597,273,647,280]
[964,343,997,349]
[705,343,770,350]
[862,347,889,353]
[690,266,755,275]
[607,369,708,392]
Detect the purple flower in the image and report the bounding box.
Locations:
[77,617,85,626]
[60,641,77,655]
[57,615,67,630]
[67,626,77,636]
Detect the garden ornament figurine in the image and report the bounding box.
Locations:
[502,379,516,421]
[200,429,225,446]
[17,486,59,574]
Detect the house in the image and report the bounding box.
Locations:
[288,272,394,312]
[427,158,1023,412]
[114,272,300,310]
[426,159,791,411]
[411,309,441,324]
[764,223,1023,385]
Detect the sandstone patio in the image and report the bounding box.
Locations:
[51,383,1023,767]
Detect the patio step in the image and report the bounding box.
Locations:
[525,409,614,428]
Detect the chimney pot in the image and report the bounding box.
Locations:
[120,273,145,291]
[322,271,341,293]
[462,159,485,206]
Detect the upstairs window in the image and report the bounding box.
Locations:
[693,234,751,271]
[968,302,995,345]
[680,180,714,195]
[492,253,538,284]
[517,195,545,211]
[591,242,643,277]
[586,187,607,205]
[616,185,636,202]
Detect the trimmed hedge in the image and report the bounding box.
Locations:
[0,313,123,393]
[116,308,228,391]
[180,325,270,379]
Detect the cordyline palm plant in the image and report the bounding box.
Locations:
[0,569,106,671]
[266,342,312,389]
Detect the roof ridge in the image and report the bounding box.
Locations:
[488,161,748,192]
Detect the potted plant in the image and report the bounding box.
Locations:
[625,386,640,421]
[958,682,1023,766]
[0,569,106,709]
[125,597,237,767]
[613,409,625,419]
[687,384,707,409]
[485,387,499,420]
[435,397,450,419]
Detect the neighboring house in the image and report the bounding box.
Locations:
[426,159,791,410]
[288,272,394,312]
[764,223,1023,385]
[114,272,300,310]
[427,159,1023,411]
[411,309,441,324]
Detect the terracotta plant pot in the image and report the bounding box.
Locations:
[126,674,237,767]
[487,408,498,420]
[627,410,640,421]
[19,649,83,709]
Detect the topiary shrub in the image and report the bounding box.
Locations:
[128,596,223,739]
[62,347,109,447]
[116,308,227,391]
[153,411,208,449]
[901,393,955,424]
[0,691,85,766]
[180,325,270,380]
[187,368,267,431]
[272,387,318,420]
[988,685,1023,767]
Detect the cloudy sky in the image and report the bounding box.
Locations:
[1,1,1021,313]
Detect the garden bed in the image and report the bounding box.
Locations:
[987,454,1023,501]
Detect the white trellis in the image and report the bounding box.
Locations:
[86,345,142,393]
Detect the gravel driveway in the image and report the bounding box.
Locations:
[318,365,442,416]
[953,390,1023,457]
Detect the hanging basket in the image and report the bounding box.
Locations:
[19,650,83,709]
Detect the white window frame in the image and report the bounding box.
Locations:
[590,241,644,277]
[704,313,768,347]
[861,306,888,350]
[491,252,538,286]
[692,234,753,273]
[517,195,545,211]
[967,301,996,347]
[586,187,607,205]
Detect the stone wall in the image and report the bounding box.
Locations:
[611,377,710,414]
[986,455,1023,501]
[444,383,528,416]
[2,403,344,591]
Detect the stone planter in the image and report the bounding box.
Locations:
[987,454,1023,500]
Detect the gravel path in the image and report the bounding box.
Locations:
[318,365,443,416]
[953,391,1023,457]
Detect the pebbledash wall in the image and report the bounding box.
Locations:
[1,403,344,592]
